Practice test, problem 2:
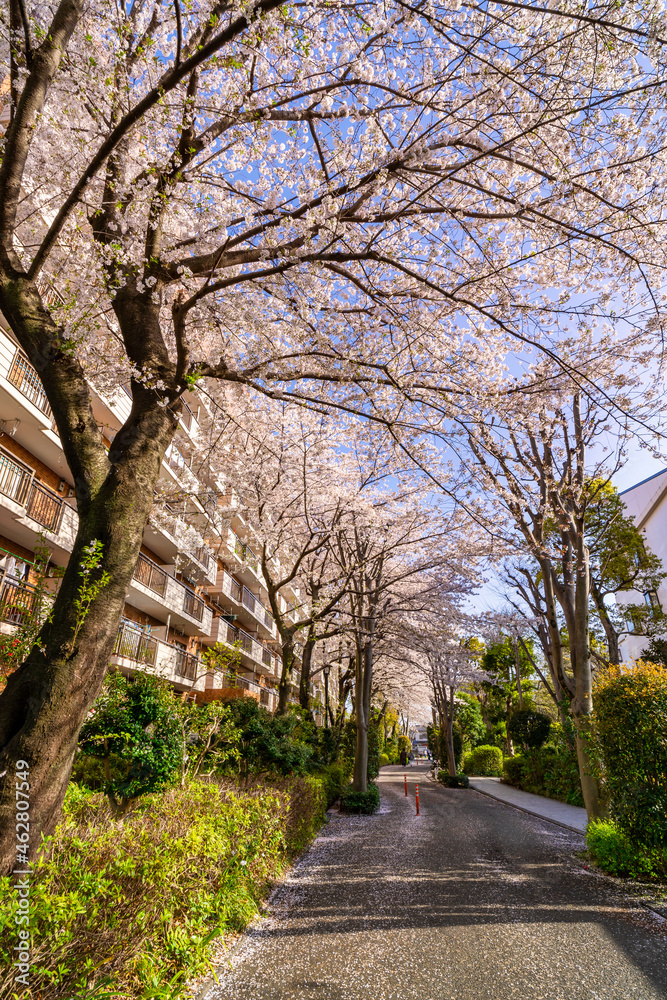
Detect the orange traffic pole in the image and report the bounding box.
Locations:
[404,774,408,796]
[416,783,420,815]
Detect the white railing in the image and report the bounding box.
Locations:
[208,616,281,675]
[113,622,204,686]
[132,553,212,633]
[212,565,276,638]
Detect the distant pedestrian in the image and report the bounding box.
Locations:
[400,748,408,767]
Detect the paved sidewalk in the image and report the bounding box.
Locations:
[202,765,667,1000]
[467,776,588,833]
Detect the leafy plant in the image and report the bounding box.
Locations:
[507,708,552,749]
[462,745,503,776]
[593,661,667,853]
[72,540,111,645]
[439,773,469,789]
[0,778,326,999]
[339,783,380,814]
[77,672,182,816]
[587,819,665,879]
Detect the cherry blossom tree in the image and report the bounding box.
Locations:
[459,368,660,819]
[1,0,667,866]
[415,636,488,776]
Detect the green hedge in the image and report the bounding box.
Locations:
[378,753,391,768]
[594,662,667,853]
[438,773,469,789]
[0,777,327,1000]
[502,745,584,807]
[587,819,665,880]
[339,783,380,814]
[463,745,503,776]
[312,762,346,808]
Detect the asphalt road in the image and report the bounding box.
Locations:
[204,765,667,1000]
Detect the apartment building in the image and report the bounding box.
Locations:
[0,311,317,714]
[617,468,667,662]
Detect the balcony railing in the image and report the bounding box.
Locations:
[133,552,207,624]
[179,400,196,432]
[174,645,199,680]
[8,351,52,416]
[213,567,275,636]
[113,622,201,682]
[183,587,205,622]
[133,552,168,597]
[0,576,38,626]
[222,620,280,674]
[114,623,158,667]
[0,451,32,506]
[26,481,64,533]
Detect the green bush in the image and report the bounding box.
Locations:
[314,762,346,808]
[280,775,327,853]
[224,696,313,778]
[463,744,503,776]
[0,777,327,1000]
[507,708,552,749]
[594,662,667,852]
[339,783,380,814]
[439,773,469,789]
[502,744,583,807]
[378,752,391,768]
[77,672,182,813]
[587,819,665,879]
[503,755,525,785]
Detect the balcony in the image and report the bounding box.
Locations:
[8,351,52,417]
[203,615,281,676]
[112,622,205,689]
[208,565,277,639]
[130,552,212,636]
[0,450,32,507]
[195,667,278,710]
[0,450,77,558]
[25,481,64,532]
[222,527,267,588]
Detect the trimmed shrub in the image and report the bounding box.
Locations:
[507,709,552,749]
[439,773,469,789]
[339,783,380,814]
[378,752,391,768]
[587,819,665,879]
[503,755,524,785]
[502,744,583,807]
[463,744,503,776]
[0,777,327,1000]
[280,775,327,852]
[594,661,667,852]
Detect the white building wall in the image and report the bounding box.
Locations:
[618,468,667,661]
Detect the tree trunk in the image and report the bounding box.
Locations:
[298,624,316,713]
[570,529,604,821]
[352,641,373,793]
[0,421,174,872]
[277,636,296,715]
